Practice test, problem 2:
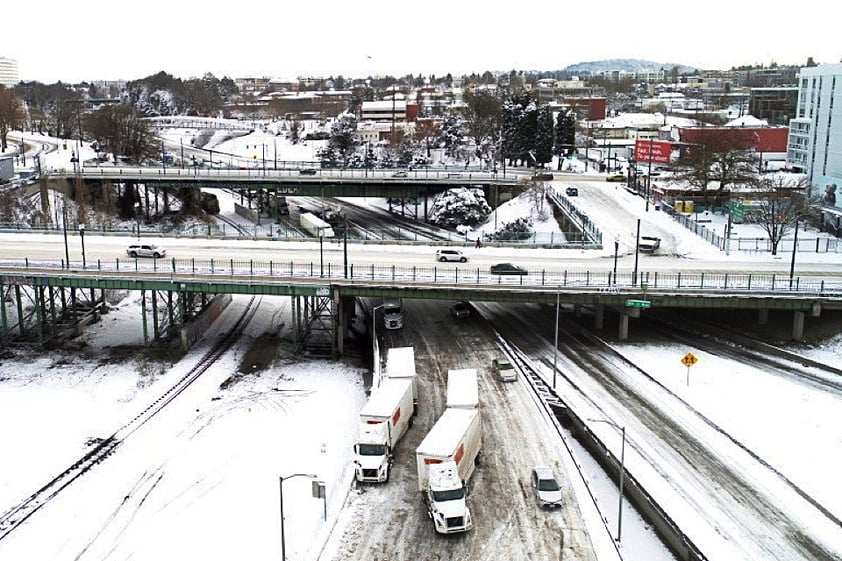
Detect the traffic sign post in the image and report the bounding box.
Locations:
[680,352,698,385]
[625,299,651,308]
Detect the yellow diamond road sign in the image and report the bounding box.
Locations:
[681,352,698,367]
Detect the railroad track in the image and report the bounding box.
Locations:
[0,296,260,541]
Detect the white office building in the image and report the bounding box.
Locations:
[787,64,842,211]
[0,56,19,87]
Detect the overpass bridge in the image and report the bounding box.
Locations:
[44,166,519,199]
[2,257,841,354]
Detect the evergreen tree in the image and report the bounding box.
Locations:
[535,105,554,168]
[555,110,576,169]
[327,112,359,167]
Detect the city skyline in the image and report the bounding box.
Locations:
[3,0,839,84]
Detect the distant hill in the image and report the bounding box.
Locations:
[561,58,697,75]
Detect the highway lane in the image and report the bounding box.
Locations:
[1,232,841,279]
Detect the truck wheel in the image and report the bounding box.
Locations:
[459,257,467,262]
[130,251,138,258]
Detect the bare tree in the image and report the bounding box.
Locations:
[748,175,809,255]
[84,104,156,163]
[461,89,503,163]
[675,128,759,205]
[0,86,25,152]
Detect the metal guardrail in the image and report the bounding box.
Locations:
[0,223,590,247]
[2,258,841,297]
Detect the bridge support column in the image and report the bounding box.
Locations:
[618,311,629,340]
[792,311,805,341]
[758,308,768,325]
[594,303,604,330]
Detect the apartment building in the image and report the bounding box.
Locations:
[787,64,842,211]
[0,56,19,87]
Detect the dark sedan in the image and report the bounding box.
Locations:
[490,263,528,275]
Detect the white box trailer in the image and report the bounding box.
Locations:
[416,408,482,534]
[299,212,334,238]
[385,346,418,407]
[446,368,478,410]
[353,377,415,483]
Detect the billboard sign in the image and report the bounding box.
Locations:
[634,140,672,164]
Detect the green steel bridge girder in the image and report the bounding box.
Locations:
[5,273,836,313]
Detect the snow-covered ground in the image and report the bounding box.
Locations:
[2,119,842,561]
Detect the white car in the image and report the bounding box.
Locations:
[436,249,467,263]
[531,466,563,508]
[127,244,167,258]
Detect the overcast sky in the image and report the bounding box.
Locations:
[3,0,840,84]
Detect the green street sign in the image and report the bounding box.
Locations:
[625,299,651,308]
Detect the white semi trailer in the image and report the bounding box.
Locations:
[353,377,415,483]
[299,212,335,238]
[415,407,482,534]
[445,368,479,410]
[385,346,418,408]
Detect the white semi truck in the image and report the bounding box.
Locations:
[353,377,415,483]
[415,407,482,534]
[445,368,479,410]
[385,346,418,408]
[299,212,335,238]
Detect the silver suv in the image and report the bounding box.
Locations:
[127,244,167,258]
[436,249,467,263]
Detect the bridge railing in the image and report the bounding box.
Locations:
[0,222,596,248]
[3,258,841,296]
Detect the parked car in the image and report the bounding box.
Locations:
[606,174,626,182]
[533,171,554,181]
[126,244,167,258]
[450,301,471,319]
[565,187,579,196]
[436,249,468,263]
[299,168,317,175]
[492,357,517,382]
[392,171,408,178]
[531,466,563,508]
[490,263,528,275]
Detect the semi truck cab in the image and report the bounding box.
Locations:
[424,461,473,533]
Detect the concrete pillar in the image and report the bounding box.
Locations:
[618,310,629,340]
[792,311,805,341]
[758,308,768,325]
[594,303,604,330]
[573,304,582,317]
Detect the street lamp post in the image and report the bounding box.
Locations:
[279,473,318,561]
[319,229,325,278]
[552,288,560,388]
[613,238,619,285]
[633,219,641,286]
[79,224,86,269]
[62,200,70,268]
[789,215,800,289]
[589,419,626,543]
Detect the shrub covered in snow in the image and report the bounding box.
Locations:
[428,187,491,228]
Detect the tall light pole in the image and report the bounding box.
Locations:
[62,199,70,268]
[633,219,641,286]
[613,237,619,285]
[789,214,800,289]
[279,473,318,561]
[319,229,325,278]
[589,418,626,543]
[79,224,86,269]
[552,288,560,388]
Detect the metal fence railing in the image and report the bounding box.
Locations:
[3,258,841,297]
[671,214,842,254]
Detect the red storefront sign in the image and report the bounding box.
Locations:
[634,140,672,164]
